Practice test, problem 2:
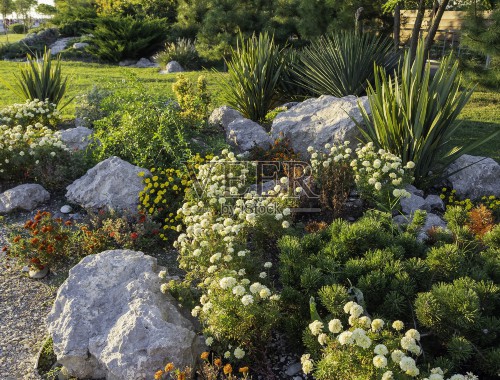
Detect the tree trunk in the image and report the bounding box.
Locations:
[409,0,426,62]
[423,0,450,58]
[394,3,401,51]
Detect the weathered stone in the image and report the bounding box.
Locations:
[47,250,203,380]
[226,118,273,153]
[405,184,425,198]
[60,205,72,214]
[271,95,370,157]
[445,155,500,200]
[72,42,89,50]
[56,126,93,151]
[49,37,72,55]
[400,193,429,215]
[424,194,445,212]
[208,106,243,130]
[285,362,302,376]
[417,213,448,242]
[165,61,184,73]
[135,58,158,68]
[118,59,137,67]
[0,184,50,214]
[66,156,150,211]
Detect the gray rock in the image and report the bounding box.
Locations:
[135,58,157,68]
[165,61,184,73]
[209,106,243,130]
[400,193,429,215]
[74,117,86,128]
[393,214,411,226]
[49,37,72,55]
[72,42,89,50]
[0,184,50,214]
[418,213,448,242]
[118,59,137,67]
[60,205,72,214]
[405,184,425,198]
[29,266,49,279]
[445,155,500,200]
[226,118,273,153]
[56,126,93,151]
[47,250,203,380]
[247,180,276,195]
[66,156,150,211]
[281,102,299,110]
[424,194,445,212]
[285,362,302,376]
[271,95,370,157]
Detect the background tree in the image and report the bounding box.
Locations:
[0,0,15,37]
[14,0,37,32]
[36,3,56,16]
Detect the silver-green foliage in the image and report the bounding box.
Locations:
[293,30,398,97]
[358,40,499,186]
[221,32,285,123]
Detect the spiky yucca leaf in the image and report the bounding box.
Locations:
[294,31,398,97]
[13,49,70,109]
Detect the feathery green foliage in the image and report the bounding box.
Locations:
[13,49,69,108]
[358,40,499,187]
[221,32,285,123]
[293,30,398,97]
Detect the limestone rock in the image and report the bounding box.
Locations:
[47,250,203,380]
[424,194,445,212]
[66,156,150,211]
[209,106,243,130]
[165,61,184,73]
[135,58,158,68]
[445,155,500,200]
[271,95,370,157]
[401,193,429,215]
[118,59,137,67]
[226,118,273,153]
[56,126,93,151]
[0,184,50,214]
[417,213,448,242]
[405,184,424,198]
[72,42,89,50]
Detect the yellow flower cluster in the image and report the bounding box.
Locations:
[441,188,500,212]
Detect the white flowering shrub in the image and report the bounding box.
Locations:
[0,99,60,129]
[309,142,414,212]
[163,149,300,360]
[302,301,478,380]
[0,123,73,186]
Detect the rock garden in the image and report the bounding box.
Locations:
[1,3,500,380]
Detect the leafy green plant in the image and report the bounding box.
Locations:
[221,32,285,123]
[13,48,70,108]
[87,16,167,63]
[358,40,499,187]
[153,38,201,70]
[293,31,398,97]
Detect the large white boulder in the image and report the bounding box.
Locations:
[226,118,273,153]
[165,61,184,73]
[66,156,150,211]
[445,155,500,200]
[56,126,94,151]
[0,184,50,214]
[47,250,203,380]
[271,95,370,157]
[208,106,243,130]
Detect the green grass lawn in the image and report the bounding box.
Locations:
[0,60,498,160]
[0,33,26,46]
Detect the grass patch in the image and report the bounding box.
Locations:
[0,33,26,46]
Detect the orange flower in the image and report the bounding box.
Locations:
[64,220,72,226]
[24,220,33,229]
[154,370,164,379]
[200,352,210,360]
[223,363,232,374]
[34,213,42,221]
[30,238,39,245]
[130,232,139,239]
[214,358,222,367]
[164,363,174,372]
[177,372,186,380]
[239,367,249,373]
[13,236,21,243]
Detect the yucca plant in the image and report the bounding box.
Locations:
[358,40,499,187]
[293,31,398,97]
[14,48,70,109]
[221,32,285,124]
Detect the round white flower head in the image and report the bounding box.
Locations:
[160,283,168,294]
[343,301,356,314]
[374,182,382,191]
[232,285,246,296]
[317,333,328,345]
[373,355,388,369]
[448,376,466,380]
[205,337,214,346]
[307,146,314,153]
[359,316,371,329]
[308,320,324,336]
[391,350,405,363]
[371,318,385,332]
[431,368,444,375]
[158,270,167,279]
[249,282,264,294]
[241,294,254,306]
[374,344,389,356]
[219,277,237,290]
[337,331,353,345]
[348,315,358,326]
[282,221,290,228]
[234,347,245,359]
[328,319,343,334]
[399,356,416,371]
[264,261,272,268]
[405,329,421,341]
[382,371,394,380]
[224,351,231,359]
[429,374,444,380]
[259,287,271,299]
[191,306,200,317]
[406,161,415,169]
[392,320,404,331]
[350,304,364,318]
[301,357,313,374]
[259,272,267,279]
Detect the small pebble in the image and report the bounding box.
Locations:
[60,205,72,214]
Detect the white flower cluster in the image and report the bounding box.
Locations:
[0,123,69,175]
[302,301,478,380]
[171,149,298,356]
[0,99,59,127]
